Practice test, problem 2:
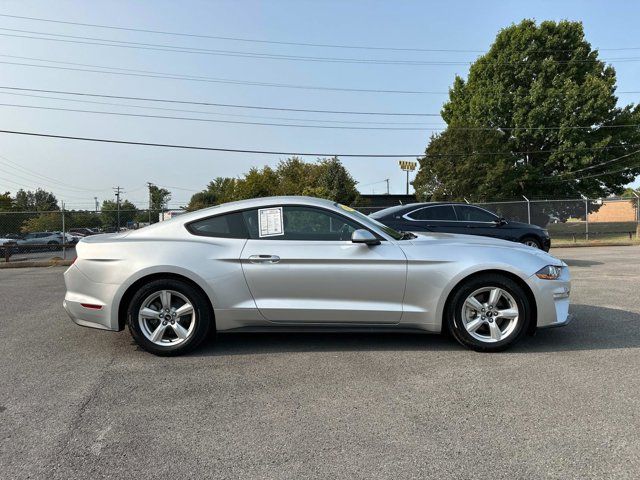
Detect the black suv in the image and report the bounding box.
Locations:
[370,202,551,251]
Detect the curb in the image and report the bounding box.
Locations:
[552,242,638,248]
[0,259,74,269]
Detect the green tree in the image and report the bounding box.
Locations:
[100,199,138,230]
[186,177,238,211]
[186,157,359,209]
[414,19,640,202]
[235,166,280,200]
[149,185,171,212]
[0,191,11,211]
[622,187,640,198]
[312,157,359,205]
[13,188,59,211]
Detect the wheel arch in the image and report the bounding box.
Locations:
[518,233,542,245]
[116,272,215,331]
[441,269,538,335]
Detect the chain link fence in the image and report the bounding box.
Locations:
[0,209,161,262]
[1,197,639,263]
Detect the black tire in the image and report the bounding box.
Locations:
[520,236,542,249]
[446,273,531,352]
[127,278,213,356]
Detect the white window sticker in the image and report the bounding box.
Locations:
[258,207,284,237]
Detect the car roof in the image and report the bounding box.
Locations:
[132,196,345,234]
[370,202,470,218]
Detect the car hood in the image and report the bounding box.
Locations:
[504,220,545,230]
[406,231,563,265]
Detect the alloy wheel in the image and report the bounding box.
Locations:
[138,289,196,346]
[461,287,519,343]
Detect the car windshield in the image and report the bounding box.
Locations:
[336,204,407,240]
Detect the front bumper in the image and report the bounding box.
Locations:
[527,266,572,328]
[538,313,574,329]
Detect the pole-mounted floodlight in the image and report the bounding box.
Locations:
[398,160,417,195]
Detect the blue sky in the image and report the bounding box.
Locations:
[0,0,638,208]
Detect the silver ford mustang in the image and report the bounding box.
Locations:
[64,196,572,356]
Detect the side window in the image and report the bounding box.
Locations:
[187,212,248,238]
[408,205,456,221]
[454,205,498,222]
[244,206,361,241]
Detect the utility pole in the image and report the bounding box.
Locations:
[147,182,154,225]
[113,186,122,231]
[385,179,390,195]
[94,196,99,212]
[61,201,66,260]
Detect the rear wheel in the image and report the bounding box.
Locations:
[446,273,530,352]
[127,278,213,356]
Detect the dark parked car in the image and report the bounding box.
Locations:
[370,203,551,251]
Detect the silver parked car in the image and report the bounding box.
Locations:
[64,196,572,356]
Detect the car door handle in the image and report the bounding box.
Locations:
[248,255,280,264]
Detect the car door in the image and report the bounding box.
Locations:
[402,205,459,233]
[240,205,407,324]
[452,205,502,238]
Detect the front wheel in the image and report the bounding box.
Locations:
[521,236,542,249]
[127,279,213,356]
[446,273,530,352]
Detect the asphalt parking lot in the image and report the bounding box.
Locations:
[1,245,639,479]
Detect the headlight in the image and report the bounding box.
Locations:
[535,265,562,280]
[542,229,550,237]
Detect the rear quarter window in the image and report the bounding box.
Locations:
[186,212,248,239]
[408,205,457,221]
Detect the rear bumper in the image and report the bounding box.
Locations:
[63,264,119,331]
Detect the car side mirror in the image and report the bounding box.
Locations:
[351,229,380,246]
[494,217,508,226]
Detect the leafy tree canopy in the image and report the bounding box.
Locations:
[12,188,60,211]
[186,157,358,211]
[100,199,138,230]
[149,185,171,212]
[0,191,11,211]
[414,19,640,202]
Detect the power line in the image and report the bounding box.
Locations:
[2,101,638,132]
[549,161,640,183]
[1,55,638,96]
[0,152,110,193]
[1,28,638,66]
[558,148,640,176]
[0,29,484,65]
[1,128,639,159]
[0,55,444,95]
[0,91,445,126]
[0,86,441,117]
[0,102,440,130]
[2,13,640,53]
[0,128,424,157]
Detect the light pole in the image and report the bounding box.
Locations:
[398,161,417,195]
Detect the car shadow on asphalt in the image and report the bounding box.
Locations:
[513,304,640,353]
[187,304,640,357]
[559,258,604,267]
